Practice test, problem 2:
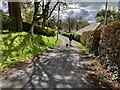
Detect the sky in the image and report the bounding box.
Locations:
[2,1,120,23]
[53,2,119,23]
[0,1,2,10]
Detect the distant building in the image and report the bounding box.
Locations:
[75,23,101,35]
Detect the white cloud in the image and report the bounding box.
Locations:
[100,5,105,10]
[57,2,119,23]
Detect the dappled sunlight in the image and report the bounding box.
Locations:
[1,40,103,88]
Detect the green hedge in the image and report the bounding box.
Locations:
[62,32,81,42]
[80,21,120,82]
[2,15,56,36]
[62,32,70,37]
[23,22,56,36]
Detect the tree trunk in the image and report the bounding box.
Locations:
[30,21,36,34]
[42,1,47,27]
[8,2,23,32]
[68,19,71,33]
[30,2,40,34]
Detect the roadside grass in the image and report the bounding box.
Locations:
[73,40,87,50]
[0,31,60,69]
[73,40,91,55]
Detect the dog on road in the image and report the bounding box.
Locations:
[66,44,68,47]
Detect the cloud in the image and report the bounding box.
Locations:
[58,2,119,23]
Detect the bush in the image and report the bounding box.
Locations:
[92,27,103,56]
[99,21,120,74]
[80,27,103,55]
[80,30,94,53]
[100,21,120,65]
[62,32,70,37]
[23,22,56,36]
[73,33,81,42]
[62,32,81,42]
[2,19,56,36]
[2,14,16,31]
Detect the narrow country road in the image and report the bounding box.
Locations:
[0,35,107,89]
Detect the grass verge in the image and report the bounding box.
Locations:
[0,31,60,69]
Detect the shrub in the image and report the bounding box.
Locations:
[2,20,56,36]
[100,21,120,65]
[99,20,120,81]
[73,33,81,42]
[80,30,94,53]
[2,14,56,36]
[92,27,103,56]
[22,22,31,32]
[23,22,56,36]
[62,32,70,37]
[62,32,81,42]
[2,15,16,31]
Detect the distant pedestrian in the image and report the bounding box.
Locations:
[69,33,74,46]
[59,31,61,34]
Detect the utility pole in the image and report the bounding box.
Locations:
[104,0,108,25]
[56,0,60,41]
[118,1,120,12]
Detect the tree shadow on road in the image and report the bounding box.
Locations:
[20,46,103,89]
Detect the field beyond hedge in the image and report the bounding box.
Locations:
[0,31,60,69]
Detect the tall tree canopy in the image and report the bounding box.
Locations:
[96,7,120,24]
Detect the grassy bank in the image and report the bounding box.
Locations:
[0,31,60,69]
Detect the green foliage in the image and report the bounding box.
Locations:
[2,18,56,36]
[23,22,56,36]
[80,27,102,56]
[0,32,60,69]
[73,40,88,51]
[96,9,120,24]
[62,32,81,42]
[80,30,95,53]
[47,16,57,29]
[2,13,16,31]
[73,33,81,42]
[62,32,70,37]
[62,17,89,32]
[21,2,34,23]
[77,21,89,30]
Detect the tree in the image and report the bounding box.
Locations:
[47,16,57,29]
[30,1,40,34]
[96,8,120,24]
[29,0,66,34]
[63,16,89,32]
[8,2,23,32]
[21,2,34,23]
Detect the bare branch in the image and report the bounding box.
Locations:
[47,2,59,19]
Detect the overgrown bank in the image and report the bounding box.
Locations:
[62,21,120,82]
[0,31,60,69]
[80,21,120,82]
